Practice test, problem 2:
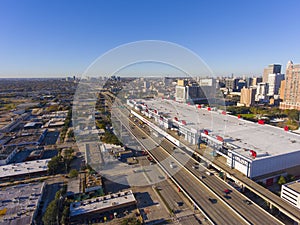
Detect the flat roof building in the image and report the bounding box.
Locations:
[3,129,47,148]
[0,159,49,181]
[0,182,45,225]
[281,179,300,209]
[70,190,136,223]
[129,98,300,179]
[0,146,17,166]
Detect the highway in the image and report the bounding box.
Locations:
[159,138,283,225]
[112,106,284,225]
[103,92,300,224]
[112,109,248,225]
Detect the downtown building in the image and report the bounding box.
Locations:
[255,82,269,103]
[280,61,300,110]
[267,73,285,96]
[263,64,281,83]
[240,86,257,107]
[175,79,208,103]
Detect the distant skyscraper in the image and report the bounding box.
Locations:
[225,78,238,92]
[279,80,286,100]
[263,64,281,83]
[198,78,217,98]
[255,82,269,103]
[175,79,207,103]
[236,79,246,92]
[240,87,257,107]
[252,77,262,86]
[280,61,300,110]
[177,79,188,87]
[245,77,253,88]
[163,77,171,86]
[144,81,150,89]
[267,73,285,96]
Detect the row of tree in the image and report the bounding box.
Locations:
[60,109,72,142]
[43,186,70,225]
[226,106,299,121]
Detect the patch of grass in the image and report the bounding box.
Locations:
[239,113,255,119]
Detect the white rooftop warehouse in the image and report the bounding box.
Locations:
[128,98,300,179]
[0,159,49,180]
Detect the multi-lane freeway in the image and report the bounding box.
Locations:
[111,104,284,225]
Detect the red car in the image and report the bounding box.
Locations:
[224,189,230,194]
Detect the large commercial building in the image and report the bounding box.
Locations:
[280,61,300,110]
[128,98,300,181]
[2,129,47,148]
[281,179,300,209]
[0,112,30,134]
[263,64,281,83]
[0,159,49,181]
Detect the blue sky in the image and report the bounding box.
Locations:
[0,0,300,78]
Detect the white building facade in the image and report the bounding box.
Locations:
[281,180,300,209]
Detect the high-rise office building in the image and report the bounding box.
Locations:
[280,61,300,110]
[263,64,281,83]
[255,82,269,103]
[225,78,238,92]
[177,79,188,87]
[279,80,286,100]
[175,79,207,103]
[252,77,262,86]
[267,73,285,96]
[245,77,253,88]
[236,79,246,92]
[240,87,257,107]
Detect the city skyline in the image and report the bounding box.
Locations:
[1,0,300,78]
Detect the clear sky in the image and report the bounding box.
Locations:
[0,0,300,78]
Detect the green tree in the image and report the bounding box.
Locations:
[278,175,286,185]
[67,130,74,138]
[60,206,70,225]
[69,169,78,178]
[42,199,58,225]
[287,109,299,121]
[47,156,62,175]
[121,217,142,225]
[63,148,74,172]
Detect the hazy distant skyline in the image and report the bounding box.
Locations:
[1,0,300,78]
